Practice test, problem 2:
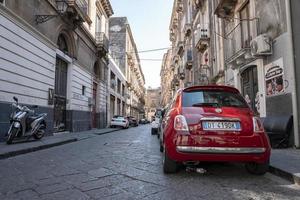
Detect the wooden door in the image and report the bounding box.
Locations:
[92,82,97,128]
[54,58,68,131]
[241,66,258,113]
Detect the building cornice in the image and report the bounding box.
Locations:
[96,0,114,18]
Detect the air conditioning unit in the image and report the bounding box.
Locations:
[250,34,272,56]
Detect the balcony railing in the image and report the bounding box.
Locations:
[63,0,91,24]
[224,19,259,63]
[95,32,109,54]
[194,23,210,53]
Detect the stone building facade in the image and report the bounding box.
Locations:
[145,87,161,121]
[0,0,113,140]
[160,49,173,108]
[107,54,127,122]
[109,17,145,120]
[162,0,300,147]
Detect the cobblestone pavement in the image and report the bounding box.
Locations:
[0,125,300,200]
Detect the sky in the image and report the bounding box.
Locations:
[110,0,173,88]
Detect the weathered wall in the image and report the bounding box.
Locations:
[109,17,127,75]
[0,6,56,139]
[255,0,287,39]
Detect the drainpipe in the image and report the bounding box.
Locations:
[286,0,299,148]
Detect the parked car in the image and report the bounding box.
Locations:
[127,116,138,127]
[161,85,271,175]
[139,118,150,124]
[110,116,129,129]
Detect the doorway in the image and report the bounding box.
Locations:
[241,65,259,114]
[54,58,68,131]
[92,82,98,128]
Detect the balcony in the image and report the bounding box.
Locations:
[184,23,192,38]
[176,0,184,13]
[193,0,205,9]
[65,0,92,24]
[195,24,210,53]
[214,0,237,18]
[176,41,184,56]
[184,49,193,70]
[224,19,259,68]
[95,32,109,56]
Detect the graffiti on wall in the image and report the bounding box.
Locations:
[265,58,284,96]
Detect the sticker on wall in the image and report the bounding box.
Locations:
[265,58,284,96]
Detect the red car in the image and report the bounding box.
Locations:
[161,85,271,175]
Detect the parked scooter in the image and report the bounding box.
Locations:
[6,97,47,144]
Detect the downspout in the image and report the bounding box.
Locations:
[286,0,299,148]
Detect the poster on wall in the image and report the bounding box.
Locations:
[265,58,284,96]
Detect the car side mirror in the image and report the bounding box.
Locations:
[13,96,18,103]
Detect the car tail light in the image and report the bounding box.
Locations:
[174,115,189,132]
[253,117,264,133]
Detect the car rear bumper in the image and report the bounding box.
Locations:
[176,146,266,154]
[111,122,127,127]
[168,147,270,163]
[165,133,271,163]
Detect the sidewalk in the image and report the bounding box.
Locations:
[270,148,300,185]
[0,128,120,159]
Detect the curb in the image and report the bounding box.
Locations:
[0,128,123,160]
[93,128,122,135]
[0,138,77,160]
[269,165,300,185]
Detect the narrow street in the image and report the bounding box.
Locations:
[0,126,299,200]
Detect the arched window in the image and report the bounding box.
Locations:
[57,34,68,53]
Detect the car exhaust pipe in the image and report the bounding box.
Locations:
[184,161,200,166]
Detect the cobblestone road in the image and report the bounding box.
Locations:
[0,125,300,200]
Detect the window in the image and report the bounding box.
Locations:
[82,86,86,96]
[95,14,102,33]
[182,90,248,108]
[117,79,121,94]
[122,84,125,96]
[240,2,251,47]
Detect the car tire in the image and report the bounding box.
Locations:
[163,149,178,173]
[245,161,269,175]
[160,143,164,153]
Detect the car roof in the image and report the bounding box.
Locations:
[181,85,240,94]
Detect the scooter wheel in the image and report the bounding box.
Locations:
[33,129,45,140]
[6,128,18,144]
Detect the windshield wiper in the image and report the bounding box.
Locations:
[192,102,220,107]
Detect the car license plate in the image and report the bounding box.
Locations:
[202,121,241,131]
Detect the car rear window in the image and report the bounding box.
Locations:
[182,90,248,108]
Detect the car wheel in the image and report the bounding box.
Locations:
[160,143,164,153]
[163,149,178,173]
[245,161,269,175]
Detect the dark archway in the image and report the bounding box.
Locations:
[57,34,69,53]
[54,34,70,132]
